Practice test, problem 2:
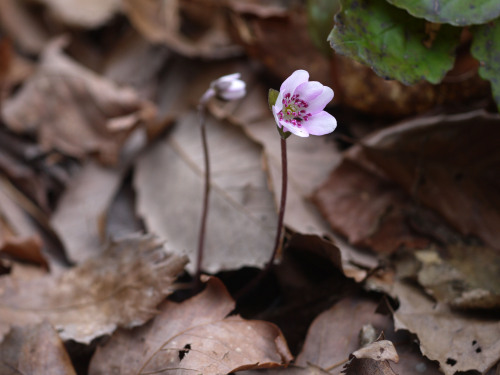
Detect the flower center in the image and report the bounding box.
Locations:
[277,93,312,128]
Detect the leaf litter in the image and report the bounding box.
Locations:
[0,0,499,374]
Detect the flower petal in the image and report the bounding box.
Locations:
[274,91,284,112]
[303,111,337,136]
[282,122,309,137]
[293,81,324,103]
[307,86,334,114]
[280,70,309,96]
[272,105,282,128]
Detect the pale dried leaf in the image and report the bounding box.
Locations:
[89,277,293,375]
[294,298,391,371]
[134,111,277,273]
[378,279,500,375]
[50,161,127,264]
[2,37,154,166]
[35,0,122,27]
[123,0,242,59]
[0,233,187,344]
[0,322,77,375]
[351,340,399,363]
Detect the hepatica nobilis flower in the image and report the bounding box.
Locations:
[271,69,336,138]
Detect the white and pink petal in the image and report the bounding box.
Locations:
[303,111,337,136]
[280,70,309,97]
[306,86,334,114]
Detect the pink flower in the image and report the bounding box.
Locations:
[272,70,336,137]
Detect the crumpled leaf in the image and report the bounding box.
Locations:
[0,233,187,344]
[349,110,500,250]
[89,277,293,375]
[329,0,461,84]
[369,276,500,375]
[0,321,77,375]
[134,111,277,274]
[123,0,242,59]
[2,37,155,166]
[471,20,500,111]
[33,0,121,27]
[386,0,500,26]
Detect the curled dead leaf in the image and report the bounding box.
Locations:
[2,37,155,166]
[89,277,293,375]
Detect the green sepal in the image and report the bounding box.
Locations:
[268,88,280,110]
[277,126,292,140]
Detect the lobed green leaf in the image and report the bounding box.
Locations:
[386,0,500,26]
[328,0,461,85]
[471,20,500,111]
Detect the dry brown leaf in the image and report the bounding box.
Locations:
[123,0,242,59]
[134,111,277,273]
[102,30,170,96]
[370,276,500,375]
[229,6,331,85]
[0,233,187,344]
[34,0,121,27]
[50,161,128,264]
[294,298,391,372]
[0,0,49,54]
[341,357,397,375]
[89,277,293,375]
[0,321,77,375]
[2,37,155,166]
[240,296,442,375]
[349,110,500,250]
[400,244,500,309]
[313,159,431,254]
[351,340,398,362]
[0,179,47,267]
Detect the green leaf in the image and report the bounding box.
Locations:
[329,0,461,84]
[307,0,341,55]
[268,88,280,110]
[386,0,500,26]
[277,126,292,140]
[471,20,500,111]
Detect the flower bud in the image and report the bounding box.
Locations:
[211,73,246,101]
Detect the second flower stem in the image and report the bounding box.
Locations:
[195,104,210,283]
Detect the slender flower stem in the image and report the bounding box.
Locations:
[195,94,213,283]
[235,136,288,299]
[267,136,288,267]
